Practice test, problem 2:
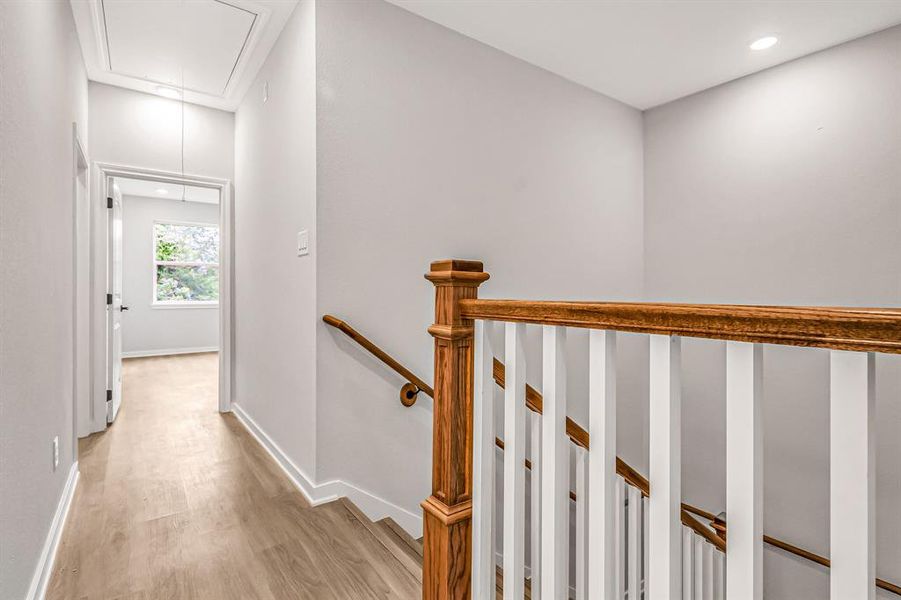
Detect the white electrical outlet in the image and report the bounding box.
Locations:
[52,436,59,470]
[297,230,309,257]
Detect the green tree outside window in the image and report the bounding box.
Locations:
[154,223,219,303]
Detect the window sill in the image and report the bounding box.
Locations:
[151,302,219,310]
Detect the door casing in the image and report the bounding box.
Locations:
[72,124,93,453]
[90,162,234,420]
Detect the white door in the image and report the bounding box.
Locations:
[107,179,125,423]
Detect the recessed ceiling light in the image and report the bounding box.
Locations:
[156,188,168,195]
[750,36,779,51]
[155,86,182,99]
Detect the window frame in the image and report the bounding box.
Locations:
[151,218,220,307]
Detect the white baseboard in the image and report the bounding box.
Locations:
[122,346,219,358]
[25,462,79,600]
[230,402,423,537]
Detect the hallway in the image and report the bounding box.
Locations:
[47,353,420,599]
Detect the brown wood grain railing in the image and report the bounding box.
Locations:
[324,309,899,595]
[323,315,434,405]
[461,300,901,354]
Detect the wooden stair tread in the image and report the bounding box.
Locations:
[374,519,424,571]
[339,498,423,583]
[378,517,423,559]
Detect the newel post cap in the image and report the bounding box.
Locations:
[425,259,490,286]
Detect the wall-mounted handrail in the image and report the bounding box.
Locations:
[325,310,899,596]
[323,315,434,406]
[461,300,901,354]
[492,358,590,449]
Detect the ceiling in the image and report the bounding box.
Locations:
[115,177,220,204]
[71,0,298,111]
[386,0,901,109]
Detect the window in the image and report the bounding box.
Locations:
[153,221,219,305]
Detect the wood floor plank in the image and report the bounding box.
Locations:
[47,353,421,600]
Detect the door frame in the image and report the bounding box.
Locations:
[72,124,91,456]
[91,162,234,417]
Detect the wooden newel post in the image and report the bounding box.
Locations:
[422,259,490,600]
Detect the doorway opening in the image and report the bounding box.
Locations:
[87,164,232,436]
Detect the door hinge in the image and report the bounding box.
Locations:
[106,293,113,305]
[106,389,112,402]
[107,196,113,209]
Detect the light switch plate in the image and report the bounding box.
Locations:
[52,436,59,470]
[263,81,269,103]
[297,230,309,257]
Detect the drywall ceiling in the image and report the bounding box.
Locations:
[387,0,901,109]
[70,0,298,111]
[115,177,220,204]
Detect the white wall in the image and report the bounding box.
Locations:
[232,0,645,532]
[643,25,901,598]
[314,0,645,522]
[89,82,234,182]
[0,1,89,597]
[121,195,219,356]
[234,0,317,477]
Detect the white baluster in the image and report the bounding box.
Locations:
[589,329,617,599]
[702,542,713,600]
[628,485,641,599]
[541,326,569,599]
[713,551,725,600]
[726,341,763,600]
[643,496,650,600]
[531,411,542,598]
[693,535,704,600]
[616,476,626,599]
[576,447,589,600]
[504,323,527,600]
[641,497,651,600]
[649,334,682,599]
[682,528,693,599]
[830,351,876,600]
[472,321,495,599]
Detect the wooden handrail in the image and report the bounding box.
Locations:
[461,300,901,354]
[491,358,591,449]
[323,315,434,406]
[769,537,901,596]
[681,502,718,523]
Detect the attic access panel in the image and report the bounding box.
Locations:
[101,0,257,96]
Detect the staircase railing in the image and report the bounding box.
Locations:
[323,314,433,405]
[324,261,901,599]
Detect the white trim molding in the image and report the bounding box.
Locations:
[25,462,79,600]
[231,403,423,537]
[91,162,234,416]
[122,346,219,359]
[69,0,296,111]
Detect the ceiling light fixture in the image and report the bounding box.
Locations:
[750,36,779,51]
[156,188,168,195]
[155,85,182,99]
